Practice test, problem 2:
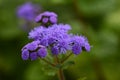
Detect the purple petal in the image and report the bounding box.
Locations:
[84,43,91,52]
[51,46,59,55]
[30,52,38,60]
[42,17,48,24]
[35,15,42,22]
[37,47,47,58]
[50,16,57,24]
[72,44,82,55]
[22,49,29,60]
[26,41,39,51]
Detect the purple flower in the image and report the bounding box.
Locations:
[84,42,91,52]
[21,40,47,60]
[28,24,71,42]
[17,2,41,21]
[71,35,91,54]
[28,26,47,40]
[38,47,47,58]
[35,11,57,26]
[25,41,39,51]
[21,49,29,60]
[27,23,91,55]
[40,38,49,47]
[51,46,59,55]
[56,38,71,54]
[30,52,38,61]
[72,44,82,55]
[21,11,91,61]
[48,24,71,34]
[48,37,57,45]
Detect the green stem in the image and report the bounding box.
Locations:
[55,55,60,64]
[58,68,65,80]
[54,55,65,80]
[61,53,72,64]
[41,59,56,67]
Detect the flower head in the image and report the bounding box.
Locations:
[35,11,57,26]
[28,26,47,40]
[17,2,41,21]
[21,11,91,61]
[38,47,47,58]
[28,24,71,47]
[21,40,47,60]
[71,35,91,54]
[72,44,82,55]
[51,46,59,55]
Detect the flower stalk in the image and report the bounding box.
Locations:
[54,55,65,80]
[61,53,72,64]
[58,68,65,80]
[41,58,56,67]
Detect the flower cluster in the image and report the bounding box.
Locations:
[21,40,47,60]
[17,2,41,21]
[21,11,91,60]
[35,11,57,27]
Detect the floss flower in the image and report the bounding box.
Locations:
[17,2,41,21]
[21,40,47,60]
[35,11,58,27]
[21,11,91,61]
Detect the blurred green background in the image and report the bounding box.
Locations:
[0,0,120,80]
